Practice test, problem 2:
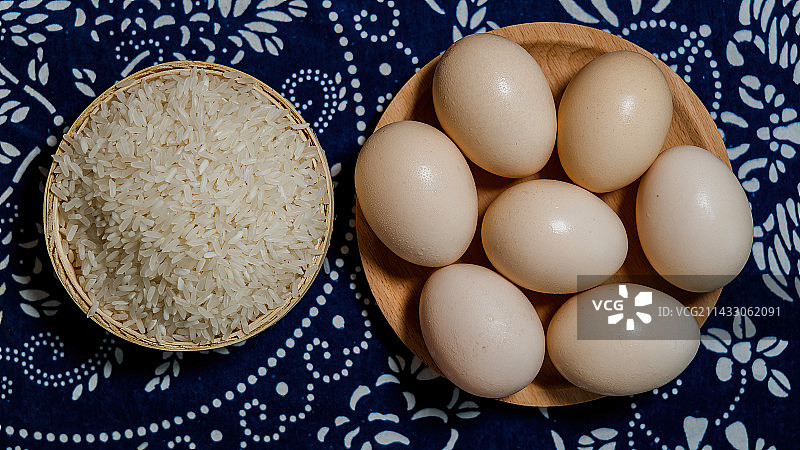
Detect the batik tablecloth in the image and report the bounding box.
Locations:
[1,0,798,448]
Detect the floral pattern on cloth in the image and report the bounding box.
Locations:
[1,0,798,448]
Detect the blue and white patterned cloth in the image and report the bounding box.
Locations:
[1,0,798,448]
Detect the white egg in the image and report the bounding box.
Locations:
[636,145,753,292]
[355,121,478,267]
[482,179,628,294]
[557,51,673,193]
[547,283,700,396]
[433,33,557,178]
[419,264,545,398]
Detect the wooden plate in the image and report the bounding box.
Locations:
[356,22,727,406]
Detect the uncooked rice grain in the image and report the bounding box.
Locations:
[52,67,328,344]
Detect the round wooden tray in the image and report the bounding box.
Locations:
[356,22,727,406]
[43,61,334,351]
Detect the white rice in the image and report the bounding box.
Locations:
[51,67,328,344]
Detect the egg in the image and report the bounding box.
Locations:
[355,120,478,267]
[547,283,700,396]
[557,50,673,193]
[636,145,753,292]
[419,264,545,398]
[432,33,557,178]
[481,179,628,294]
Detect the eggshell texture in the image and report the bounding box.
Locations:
[547,284,700,396]
[432,33,557,178]
[481,179,628,294]
[355,121,478,267]
[419,264,546,398]
[557,50,673,193]
[636,145,753,292]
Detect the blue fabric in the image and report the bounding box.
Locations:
[1,0,798,448]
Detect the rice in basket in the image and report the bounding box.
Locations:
[49,66,329,344]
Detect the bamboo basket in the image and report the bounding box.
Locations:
[43,61,334,351]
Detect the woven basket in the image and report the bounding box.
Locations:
[43,61,334,351]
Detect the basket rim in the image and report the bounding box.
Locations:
[42,60,335,351]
